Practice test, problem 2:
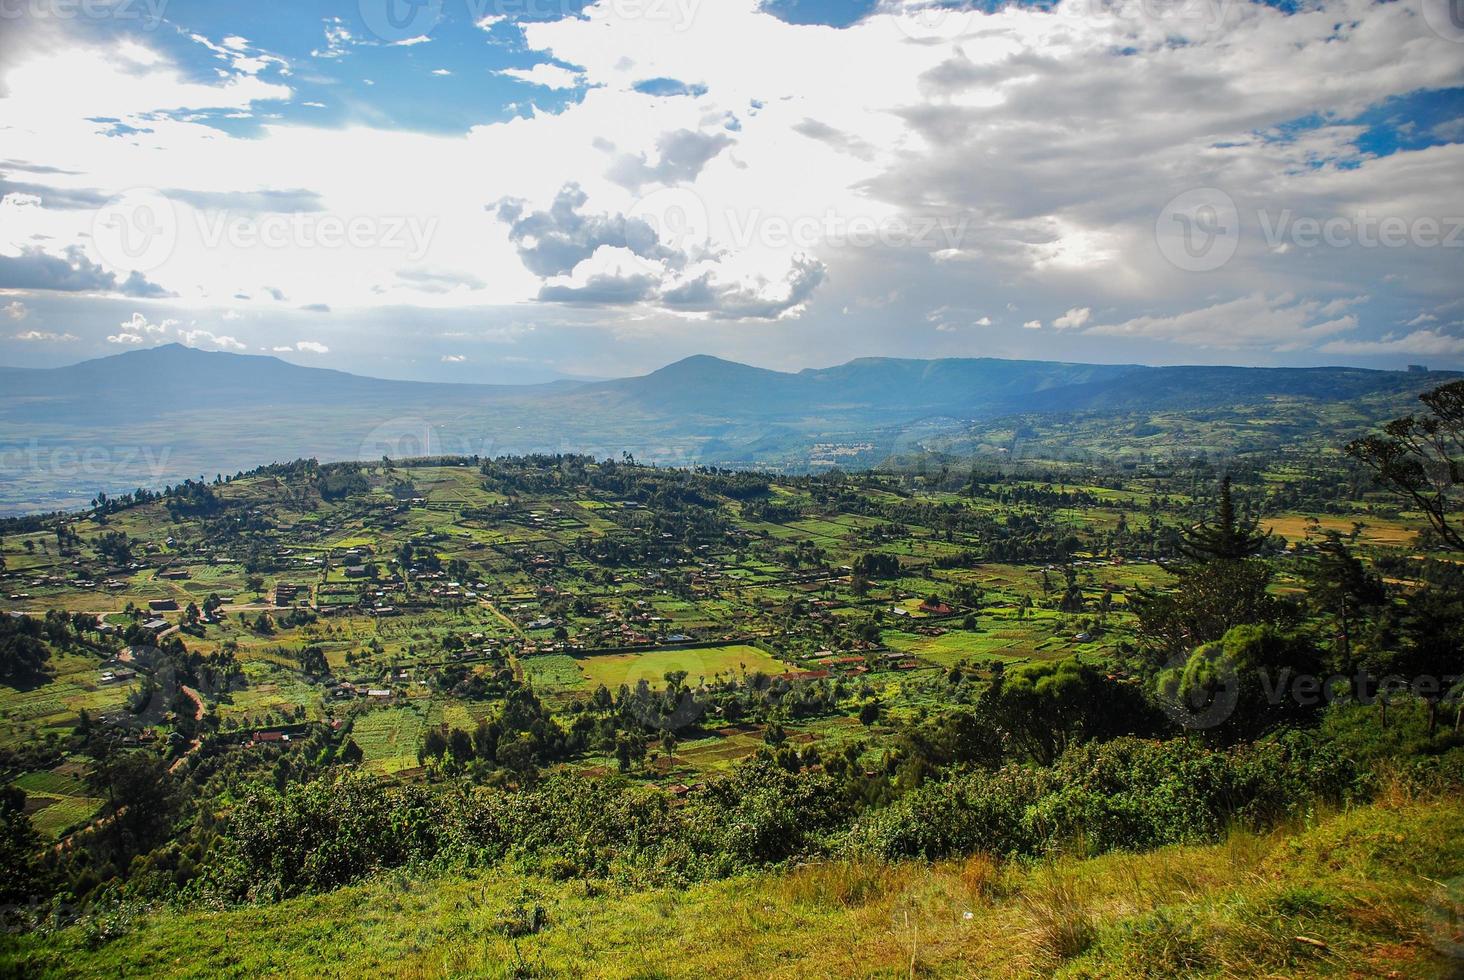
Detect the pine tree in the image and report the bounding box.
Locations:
[1177,476,1266,563]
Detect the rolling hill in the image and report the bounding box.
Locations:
[0,344,1455,513]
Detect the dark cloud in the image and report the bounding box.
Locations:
[0,245,170,296]
[662,256,826,320]
[0,177,109,210]
[792,119,876,161]
[503,183,826,320]
[119,271,173,298]
[0,161,83,176]
[495,183,679,277]
[538,272,660,305]
[606,128,735,190]
[300,303,332,313]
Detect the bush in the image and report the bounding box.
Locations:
[848,733,1361,862]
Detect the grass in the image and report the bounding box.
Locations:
[574,644,789,692]
[519,654,582,695]
[6,795,1462,977]
[349,707,427,774]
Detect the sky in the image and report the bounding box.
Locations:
[0,0,1462,383]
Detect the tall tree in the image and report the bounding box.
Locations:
[1307,532,1386,674]
[1136,477,1292,658]
[1177,475,1267,563]
[1346,379,1464,552]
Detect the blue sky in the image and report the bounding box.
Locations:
[1,0,1462,382]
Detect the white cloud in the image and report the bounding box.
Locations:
[432,68,452,76]
[1320,330,1464,357]
[1022,319,1042,330]
[13,329,78,342]
[4,301,26,320]
[497,64,583,90]
[119,312,176,336]
[295,340,329,353]
[441,353,467,362]
[1,0,1461,365]
[178,328,246,350]
[107,331,145,344]
[1088,294,1359,352]
[393,35,431,46]
[1052,307,1091,330]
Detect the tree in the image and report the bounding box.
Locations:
[338,738,364,765]
[298,645,329,677]
[93,529,134,565]
[1307,533,1385,674]
[1134,558,1295,658]
[1136,477,1293,658]
[980,658,1155,765]
[85,747,181,861]
[0,612,50,682]
[448,728,474,762]
[0,785,45,905]
[1389,585,1464,735]
[420,728,448,762]
[858,700,881,727]
[1158,624,1324,741]
[1347,380,1464,552]
[1177,475,1267,563]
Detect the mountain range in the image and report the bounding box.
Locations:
[0,344,1455,514]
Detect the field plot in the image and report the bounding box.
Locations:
[574,644,788,692]
[11,768,103,838]
[1264,513,1416,547]
[350,706,427,774]
[884,616,1069,666]
[521,654,583,696]
[0,654,134,743]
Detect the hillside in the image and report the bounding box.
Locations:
[0,345,1456,513]
[5,795,1461,977]
[2,412,1462,979]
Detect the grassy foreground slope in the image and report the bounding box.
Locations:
[7,794,1462,978]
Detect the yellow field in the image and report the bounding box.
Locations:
[1264,513,1417,547]
[575,644,788,691]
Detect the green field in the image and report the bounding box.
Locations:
[349,706,427,774]
[574,644,790,692]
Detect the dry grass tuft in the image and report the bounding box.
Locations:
[1021,867,1095,964]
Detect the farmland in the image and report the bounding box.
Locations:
[1,451,1439,803]
[1,441,1461,980]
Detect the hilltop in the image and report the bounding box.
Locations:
[0,345,1455,513]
